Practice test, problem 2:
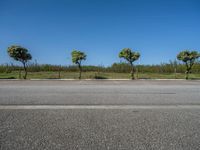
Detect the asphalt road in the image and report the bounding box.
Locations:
[0,80,200,150]
[0,80,200,105]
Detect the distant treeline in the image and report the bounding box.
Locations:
[0,60,200,74]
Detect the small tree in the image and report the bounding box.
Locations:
[71,50,86,79]
[7,45,32,79]
[119,48,140,80]
[177,50,200,80]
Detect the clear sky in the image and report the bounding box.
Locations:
[0,0,200,66]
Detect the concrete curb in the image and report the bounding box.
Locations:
[30,79,131,81]
[0,79,199,81]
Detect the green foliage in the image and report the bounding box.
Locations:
[71,50,87,79]
[1,62,200,74]
[119,48,140,79]
[177,50,200,79]
[177,50,199,63]
[109,63,131,73]
[119,48,140,64]
[7,45,32,63]
[71,50,86,65]
[7,45,32,79]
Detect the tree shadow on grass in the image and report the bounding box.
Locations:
[189,78,200,80]
[94,75,108,79]
[0,77,16,79]
[139,77,151,79]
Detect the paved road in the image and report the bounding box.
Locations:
[0,80,200,105]
[0,80,200,150]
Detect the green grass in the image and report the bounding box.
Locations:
[0,71,200,79]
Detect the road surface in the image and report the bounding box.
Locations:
[0,80,200,150]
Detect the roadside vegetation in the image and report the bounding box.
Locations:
[7,45,32,79]
[1,45,199,79]
[71,50,86,79]
[0,62,200,79]
[119,48,140,80]
[177,50,200,79]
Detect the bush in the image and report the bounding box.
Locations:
[0,61,199,74]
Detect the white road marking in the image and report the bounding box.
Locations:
[0,105,200,109]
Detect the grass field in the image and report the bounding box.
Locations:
[0,71,200,79]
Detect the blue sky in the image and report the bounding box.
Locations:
[0,0,200,66]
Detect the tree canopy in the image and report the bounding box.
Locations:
[177,50,199,63]
[71,50,87,79]
[7,45,32,63]
[7,45,32,79]
[71,50,86,65]
[177,50,200,79]
[119,48,140,79]
[119,48,140,64]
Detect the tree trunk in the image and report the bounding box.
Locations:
[78,64,82,79]
[185,71,189,80]
[185,62,189,80]
[22,62,27,79]
[130,63,135,80]
[185,67,190,80]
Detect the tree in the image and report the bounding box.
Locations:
[177,50,200,79]
[71,50,87,79]
[7,45,32,79]
[119,48,140,79]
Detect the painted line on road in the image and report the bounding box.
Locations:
[1,105,200,110]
